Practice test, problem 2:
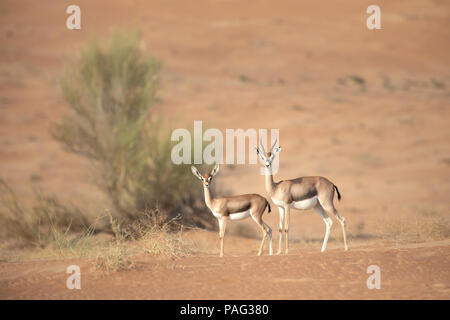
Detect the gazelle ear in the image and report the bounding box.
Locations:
[273,146,282,154]
[191,166,202,180]
[210,164,220,177]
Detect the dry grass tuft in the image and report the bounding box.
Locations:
[122,209,192,258]
[93,213,134,273]
[93,241,134,273]
[0,178,90,248]
[93,210,192,273]
[139,226,191,258]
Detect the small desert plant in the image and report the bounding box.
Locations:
[49,222,97,258]
[93,240,134,273]
[0,178,90,247]
[52,31,214,229]
[122,209,192,257]
[93,212,134,272]
[93,210,191,272]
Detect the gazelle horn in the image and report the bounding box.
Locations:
[270,137,278,152]
[259,136,266,154]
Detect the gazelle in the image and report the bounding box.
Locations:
[191,164,273,257]
[255,138,348,254]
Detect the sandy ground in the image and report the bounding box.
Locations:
[0,0,449,299]
[1,235,449,299]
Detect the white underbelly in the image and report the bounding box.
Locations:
[211,210,251,221]
[291,196,318,210]
[272,196,318,210]
[228,210,251,221]
[272,199,283,208]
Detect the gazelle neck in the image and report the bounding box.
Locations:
[203,185,213,209]
[264,167,275,195]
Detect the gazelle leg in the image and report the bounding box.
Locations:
[284,205,291,254]
[314,204,333,252]
[257,227,267,256]
[264,222,273,255]
[319,196,349,251]
[333,209,349,251]
[277,206,285,255]
[218,217,227,257]
[251,214,268,256]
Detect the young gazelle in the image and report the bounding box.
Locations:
[255,138,348,254]
[191,164,273,257]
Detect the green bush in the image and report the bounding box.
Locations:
[52,31,214,229]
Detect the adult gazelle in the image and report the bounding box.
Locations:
[255,139,348,254]
[191,164,273,257]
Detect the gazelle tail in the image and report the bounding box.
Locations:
[334,185,342,201]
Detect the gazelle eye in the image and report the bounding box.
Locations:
[208,176,211,182]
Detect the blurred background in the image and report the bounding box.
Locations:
[0,0,449,251]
